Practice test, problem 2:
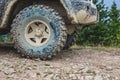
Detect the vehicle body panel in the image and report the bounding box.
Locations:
[0,0,98,28]
[60,0,98,24]
[0,0,17,28]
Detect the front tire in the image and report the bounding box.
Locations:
[11,5,67,60]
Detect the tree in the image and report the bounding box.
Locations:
[108,1,120,46]
[76,0,109,46]
[76,0,120,47]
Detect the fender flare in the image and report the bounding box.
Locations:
[0,0,98,29]
[0,0,71,29]
[0,0,18,28]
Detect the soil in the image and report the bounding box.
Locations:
[0,47,120,80]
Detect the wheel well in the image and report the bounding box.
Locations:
[6,0,70,31]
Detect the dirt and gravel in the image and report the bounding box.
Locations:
[0,47,120,80]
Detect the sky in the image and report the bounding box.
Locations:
[104,0,120,9]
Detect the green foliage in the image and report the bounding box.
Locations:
[108,1,120,46]
[0,33,11,43]
[76,0,120,47]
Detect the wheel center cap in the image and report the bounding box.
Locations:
[35,29,43,37]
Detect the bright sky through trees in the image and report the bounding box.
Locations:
[104,0,120,9]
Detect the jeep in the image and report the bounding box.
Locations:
[0,0,98,60]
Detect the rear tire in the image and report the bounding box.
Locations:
[63,31,78,49]
[11,5,67,60]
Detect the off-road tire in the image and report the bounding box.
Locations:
[11,5,67,60]
[63,26,83,49]
[63,31,78,49]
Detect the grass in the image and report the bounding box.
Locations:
[44,63,50,66]
[44,71,53,77]
[86,69,96,75]
[0,33,12,43]
[70,44,120,50]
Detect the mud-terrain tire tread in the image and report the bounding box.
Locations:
[63,30,78,49]
[11,5,67,60]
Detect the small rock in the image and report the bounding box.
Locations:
[28,72,37,78]
[7,74,18,79]
[79,65,85,70]
[72,65,78,69]
[66,58,70,61]
[69,74,77,80]
[4,68,15,75]
[106,66,113,71]
[19,78,29,80]
[85,76,94,80]
[94,75,103,80]
[99,65,106,69]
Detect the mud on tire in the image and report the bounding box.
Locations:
[63,30,78,49]
[11,5,67,60]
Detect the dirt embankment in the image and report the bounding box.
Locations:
[0,47,120,80]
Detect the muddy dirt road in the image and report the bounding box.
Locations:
[0,47,120,80]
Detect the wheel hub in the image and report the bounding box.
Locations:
[35,28,43,37]
[25,20,51,47]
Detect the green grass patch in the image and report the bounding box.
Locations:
[44,63,50,66]
[70,44,120,50]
